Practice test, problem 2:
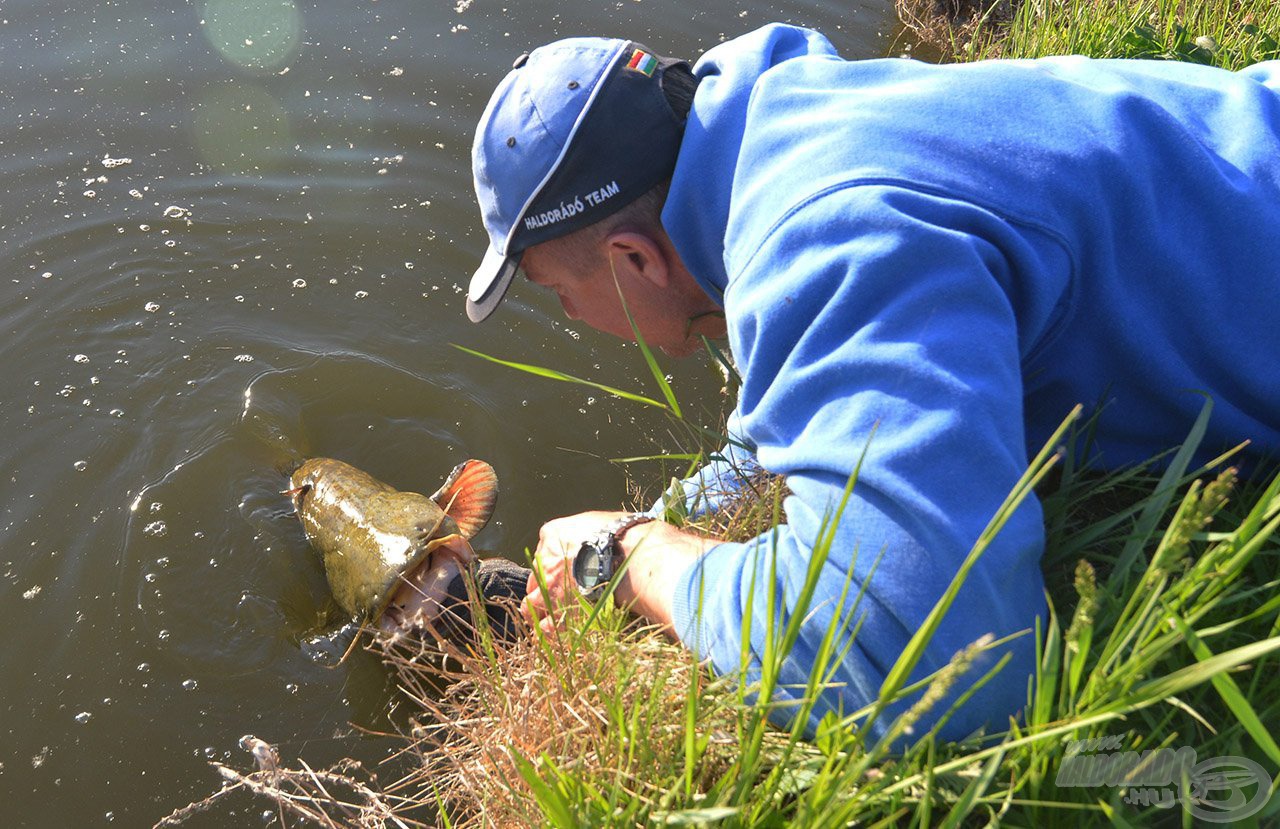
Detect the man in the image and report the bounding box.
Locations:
[463,24,1280,742]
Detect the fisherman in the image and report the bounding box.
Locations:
[461,24,1280,741]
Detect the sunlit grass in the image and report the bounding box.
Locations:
[899,0,1280,68]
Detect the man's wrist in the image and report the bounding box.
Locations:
[572,513,654,598]
[608,512,654,559]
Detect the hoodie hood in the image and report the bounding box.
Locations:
[662,24,841,300]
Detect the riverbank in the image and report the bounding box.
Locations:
[899,0,1279,68]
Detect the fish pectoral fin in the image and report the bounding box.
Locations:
[429,459,498,539]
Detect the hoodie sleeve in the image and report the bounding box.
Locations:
[670,182,1054,742]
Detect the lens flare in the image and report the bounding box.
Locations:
[203,0,302,72]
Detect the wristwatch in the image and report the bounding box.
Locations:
[571,513,654,600]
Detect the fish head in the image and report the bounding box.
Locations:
[285,457,330,512]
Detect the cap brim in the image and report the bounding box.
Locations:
[466,246,522,323]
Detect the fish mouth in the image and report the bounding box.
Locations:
[282,482,311,511]
[378,541,478,635]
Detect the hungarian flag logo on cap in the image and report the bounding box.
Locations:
[626,48,658,76]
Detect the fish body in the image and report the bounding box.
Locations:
[287,458,498,626]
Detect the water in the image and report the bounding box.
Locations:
[0,1,902,824]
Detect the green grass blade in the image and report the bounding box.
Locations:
[1111,395,1212,580]
[701,335,742,386]
[511,752,580,829]
[1118,636,1280,711]
[451,343,668,409]
[938,745,1006,829]
[1170,616,1280,767]
[611,261,683,419]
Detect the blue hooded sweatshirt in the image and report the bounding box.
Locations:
[659,24,1280,743]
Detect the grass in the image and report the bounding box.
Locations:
[898,0,1280,68]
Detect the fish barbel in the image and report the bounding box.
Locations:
[286,457,498,633]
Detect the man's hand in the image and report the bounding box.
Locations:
[522,511,719,636]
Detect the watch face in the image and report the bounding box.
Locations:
[573,541,607,591]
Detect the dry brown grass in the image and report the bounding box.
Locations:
[379,610,741,828]
[896,0,1020,59]
[158,597,744,828]
[153,735,414,828]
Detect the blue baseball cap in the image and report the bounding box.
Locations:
[467,37,688,322]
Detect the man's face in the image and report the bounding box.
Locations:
[520,242,705,357]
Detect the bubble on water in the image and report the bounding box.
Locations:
[285,682,298,694]
[143,520,167,538]
[139,224,151,232]
[388,66,404,76]
[137,662,151,672]
[22,585,41,600]
[128,189,144,200]
[404,262,414,270]
[183,679,198,691]
[144,572,157,583]
[157,629,170,641]
[234,354,254,362]
[203,746,216,758]
[42,272,53,279]
[354,290,368,299]
[31,746,50,769]
[74,711,92,724]
[72,354,89,364]
[150,501,163,513]
[291,278,306,288]
[105,812,115,822]
[162,205,191,220]
[83,190,96,198]
[144,301,160,313]
[73,460,88,472]
[109,408,124,418]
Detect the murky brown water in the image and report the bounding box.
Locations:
[1,1,900,824]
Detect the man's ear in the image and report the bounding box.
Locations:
[603,231,669,290]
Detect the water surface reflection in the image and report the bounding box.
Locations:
[0,1,899,823]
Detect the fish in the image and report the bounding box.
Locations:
[285,457,498,635]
